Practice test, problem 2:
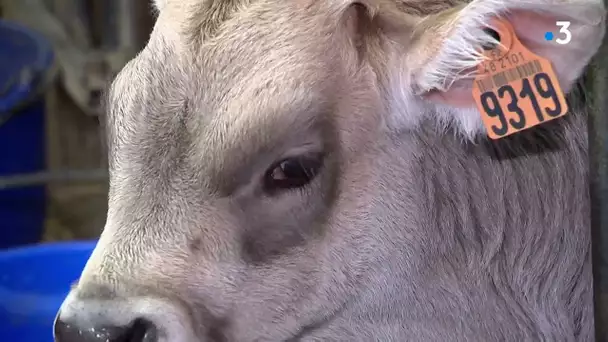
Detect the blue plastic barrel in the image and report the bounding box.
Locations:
[0,20,55,248]
[0,241,97,341]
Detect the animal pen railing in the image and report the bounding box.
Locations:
[587,3,608,337]
[0,0,154,240]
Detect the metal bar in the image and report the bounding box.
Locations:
[588,6,608,339]
[0,169,108,189]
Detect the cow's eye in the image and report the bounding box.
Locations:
[264,155,322,192]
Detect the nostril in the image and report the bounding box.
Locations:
[54,318,129,342]
[127,319,158,342]
[54,314,158,342]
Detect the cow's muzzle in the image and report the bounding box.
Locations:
[53,285,196,342]
[54,314,157,342]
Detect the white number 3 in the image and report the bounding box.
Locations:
[555,21,572,45]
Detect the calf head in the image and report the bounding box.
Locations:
[54,0,605,341]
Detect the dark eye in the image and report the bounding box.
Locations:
[264,155,323,192]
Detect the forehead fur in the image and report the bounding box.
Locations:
[108,1,341,193]
[156,0,255,39]
[183,1,342,167]
[108,0,471,193]
[155,0,467,42]
[394,0,465,15]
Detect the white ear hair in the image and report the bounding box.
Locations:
[153,0,167,11]
[413,0,507,94]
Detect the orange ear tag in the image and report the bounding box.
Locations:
[472,19,569,139]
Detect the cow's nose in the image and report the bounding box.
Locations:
[54,314,158,342]
[54,286,197,342]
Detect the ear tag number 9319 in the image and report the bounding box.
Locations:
[472,19,569,139]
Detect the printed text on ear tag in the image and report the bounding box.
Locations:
[472,19,569,140]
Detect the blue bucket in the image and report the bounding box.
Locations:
[0,241,96,341]
[0,20,55,248]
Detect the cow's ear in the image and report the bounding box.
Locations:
[338,0,604,139]
[410,0,605,107]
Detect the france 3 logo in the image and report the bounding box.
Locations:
[544,21,572,44]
